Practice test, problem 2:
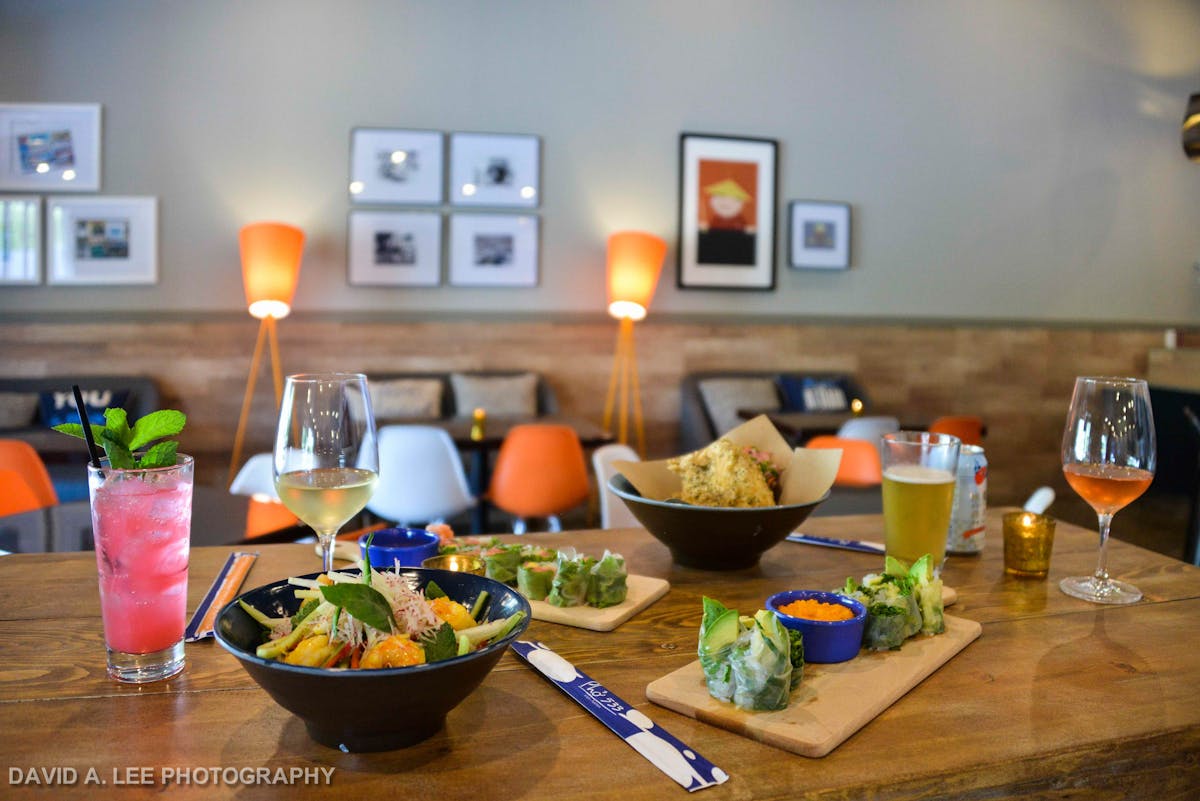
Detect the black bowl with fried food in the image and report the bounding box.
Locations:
[609,474,828,570]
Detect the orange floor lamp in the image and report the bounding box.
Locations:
[228,221,304,486]
[602,231,667,457]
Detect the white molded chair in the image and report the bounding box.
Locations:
[836,416,900,457]
[367,425,475,527]
[229,452,279,501]
[591,443,642,530]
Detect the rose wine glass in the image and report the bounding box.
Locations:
[274,373,379,573]
[1060,376,1156,604]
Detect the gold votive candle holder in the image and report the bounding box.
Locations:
[421,554,486,575]
[470,407,487,442]
[1003,511,1056,578]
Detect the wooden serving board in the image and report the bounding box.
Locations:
[528,574,670,632]
[645,614,982,757]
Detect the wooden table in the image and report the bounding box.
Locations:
[2,510,1199,799]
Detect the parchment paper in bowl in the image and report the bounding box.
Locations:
[614,414,841,507]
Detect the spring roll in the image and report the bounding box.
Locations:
[546,548,595,607]
[480,545,522,585]
[517,560,557,601]
[586,550,628,608]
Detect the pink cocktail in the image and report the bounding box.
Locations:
[88,455,193,683]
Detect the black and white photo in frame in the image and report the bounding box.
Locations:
[449,133,540,208]
[348,210,442,286]
[349,128,444,205]
[449,213,539,286]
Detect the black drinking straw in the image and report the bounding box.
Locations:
[72,384,103,471]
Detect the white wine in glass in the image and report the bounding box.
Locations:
[1059,376,1156,604]
[274,373,379,573]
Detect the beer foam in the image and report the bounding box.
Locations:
[884,464,955,484]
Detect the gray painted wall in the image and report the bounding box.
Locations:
[1,0,1199,324]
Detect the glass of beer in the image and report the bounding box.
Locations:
[881,431,961,576]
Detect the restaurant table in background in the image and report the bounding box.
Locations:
[1,509,1197,799]
[0,486,306,554]
[432,415,613,533]
[738,409,927,445]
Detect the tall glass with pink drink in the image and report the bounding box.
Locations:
[87,454,193,683]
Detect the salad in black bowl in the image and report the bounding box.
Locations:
[214,561,529,752]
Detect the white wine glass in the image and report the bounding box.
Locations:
[274,373,379,573]
[1060,376,1156,604]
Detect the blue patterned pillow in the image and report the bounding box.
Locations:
[777,377,848,412]
[38,388,129,427]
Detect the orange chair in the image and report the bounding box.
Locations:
[488,424,590,534]
[805,435,883,488]
[0,469,43,516]
[0,439,58,509]
[928,416,987,446]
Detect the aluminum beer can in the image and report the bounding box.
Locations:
[946,445,987,554]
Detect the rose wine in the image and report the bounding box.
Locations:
[1063,463,1153,516]
[276,467,379,534]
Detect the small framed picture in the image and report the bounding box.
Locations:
[449,132,540,208]
[678,133,777,291]
[348,210,442,286]
[47,196,157,285]
[448,213,539,287]
[349,128,444,205]
[0,195,41,285]
[0,103,101,192]
[789,201,851,270]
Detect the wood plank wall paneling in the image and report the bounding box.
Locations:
[0,317,1181,516]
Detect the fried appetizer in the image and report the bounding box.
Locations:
[668,438,776,508]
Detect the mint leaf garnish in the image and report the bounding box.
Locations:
[104,408,132,447]
[419,622,458,663]
[53,406,186,469]
[140,441,179,469]
[99,431,136,469]
[319,583,397,634]
[129,410,186,452]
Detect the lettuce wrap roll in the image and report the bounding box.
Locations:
[586,550,628,608]
[546,548,595,607]
[480,545,522,585]
[698,597,740,702]
[730,609,793,712]
[517,560,557,601]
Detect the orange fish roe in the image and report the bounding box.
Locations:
[778,598,853,622]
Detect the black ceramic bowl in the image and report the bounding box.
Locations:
[608,474,828,570]
[214,568,530,752]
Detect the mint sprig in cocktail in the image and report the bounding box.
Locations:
[54,407,186,469]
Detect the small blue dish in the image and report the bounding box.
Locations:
[360,527,440,568]
[766,590,867,664]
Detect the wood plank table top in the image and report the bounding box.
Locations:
[2,509,1199,799]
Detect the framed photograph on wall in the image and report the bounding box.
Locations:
[449,132,540,208]
[448,213,539,286]
[349,128,444,205]
[0,103,101,192]
[789,200,851,270]
[678,133,777,291]
[348,210,442,286]
[0,195,41,284]
[47,196,157,285]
